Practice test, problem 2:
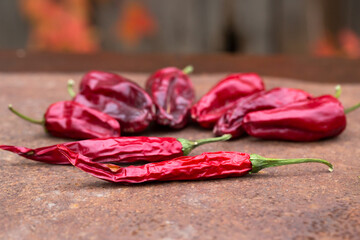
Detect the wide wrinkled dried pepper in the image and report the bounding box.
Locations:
[191,73,264,128]
[242,95,348,141]
[8,101,120,139]
[146,66,195,129]
[214,88,312,138]
[57,146,333,184]
[70,71,154,133]
[0,134,231,165]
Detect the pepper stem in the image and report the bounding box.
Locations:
[182,65,194,75]
[178,134,232,155]
[67,79,76,98]
[344,102,360,114]
[249,154,333,174]
[8,104,44,125]
[334,85,341,98]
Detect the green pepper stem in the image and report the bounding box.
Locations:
[8,104,44,125]
[250,153,333,174]
[67,79,76,98]
[344,102,360,114]
[182,65,194,75]
[334,85,341,98]
[178,134,232,155]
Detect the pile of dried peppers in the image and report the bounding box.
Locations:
[2,67,360,184]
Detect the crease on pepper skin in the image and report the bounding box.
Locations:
[8,101,121,139]
[0,134,231,165]
[57,145,333,184]
[191,73,265,128]
[213,87,313,138]
[146,66,195,129]
[242,95,347,141]
[71,70,154,133]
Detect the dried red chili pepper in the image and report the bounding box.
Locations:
[57,146,333,184]
[69,71,154,133]
[191,73,265,128]
[146,66,195,129]
[0,134,231,165]
[8,101,120,139]
[214,88,313,138]
[242,95,348,141]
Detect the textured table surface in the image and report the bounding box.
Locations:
[0,72,359,240]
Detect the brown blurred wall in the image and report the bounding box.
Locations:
[0,0,359,54]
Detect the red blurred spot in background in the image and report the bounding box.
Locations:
[313,29,360,58]
[20,0,99,53]
[339,29,360,59]
[115,1,157,47]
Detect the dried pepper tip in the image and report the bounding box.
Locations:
[67,79,76,98]
[178,134,232,155]
[182,65,194,75]
[249,154,333,174]
[334,85,342,98]
[8,104,44,125]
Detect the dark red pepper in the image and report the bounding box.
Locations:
[191,73,265,128]
[146,66,195,129]
[242,95,347,141]
[70,71,154,133]
[8,101,120,139]
[214,88,313,138]
[57,146,333,184]
[0,134,231,165]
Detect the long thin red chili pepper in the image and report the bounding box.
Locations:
[0,134,231,165]
[57,145,333,184]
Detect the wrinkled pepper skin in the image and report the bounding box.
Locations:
[73,71,154,133]
[242,95,346,141]
[214,88,313,138]
[146,67,195,129]
[45,101,121,139]
[57,146,333,184]
[191,73,265,128]
[59,147,252,183]
[0,134,230,164]
[0,137,182,165]
[9,101,121,139]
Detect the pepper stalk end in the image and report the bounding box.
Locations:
[67,79,76,98]
[182,65,194,75]
[249,154,333,174]
[178,134,232,155]
[8,104,44,125]
[344,101,360,114]
[334,85,342,98]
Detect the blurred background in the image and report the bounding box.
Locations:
[1,0,360,58]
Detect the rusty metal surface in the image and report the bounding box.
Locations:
[0,73,359,240]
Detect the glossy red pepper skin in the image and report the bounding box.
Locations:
[45,101,121,139]
[57,146,333,184]
[214,88,313,138]
[73,71,154,133]
[191,73,265,128]
[9,101,121,139]
[0,134,231,164]
[146,67,195,129]
[242,95,346,141]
